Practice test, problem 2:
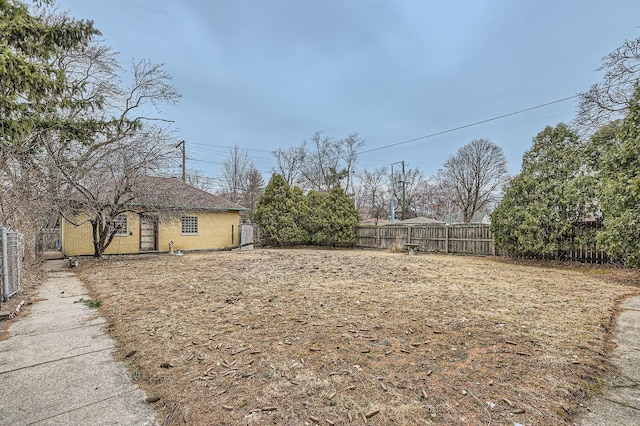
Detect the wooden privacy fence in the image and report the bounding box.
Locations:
[356,224,495,256]
[356,223,608,262]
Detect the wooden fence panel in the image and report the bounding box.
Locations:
[410,225,447,252]
[356,226,378,249]
[356,224,494,255]
[447,224,495,255]
[356,223,606,262]
[376,226,408,250]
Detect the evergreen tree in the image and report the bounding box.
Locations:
[491,123,595,257]
[321,187,359,246]
[254,174,308,246]
[305,190,326,245]
[0,0,99,150]
[597,88,640,266]
[303,188,358,246]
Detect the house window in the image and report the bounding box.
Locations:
[181,216,198,234]
[111,214,128,236]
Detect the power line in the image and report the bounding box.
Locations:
[188,141,273,154]
[359,94,580,155]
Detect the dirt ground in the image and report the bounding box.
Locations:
[76,248,640,425]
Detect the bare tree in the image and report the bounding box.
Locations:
[419,179,459,221]
[218,145,265,221]
[395,167,427,219]
[219,145,251,204]
[240,166,265,223]
[299,131,343,192]
[434,139,510,223]
[272,146,305,187]
[1,7,183,258]
[45,127,179,257]
[341,133,365,194]
[356,167,389,223]
[577,37,640,133]
[40,50,181,257]
[292,131,365,193]
[185,169,213,192]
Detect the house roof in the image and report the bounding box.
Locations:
[359,218,392,226]
[131,176,248,211]
[387,216,446,226]
[443,212,491,224]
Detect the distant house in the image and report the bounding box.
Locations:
[443,212,491,225]
[387,217,446,226]
[359,218,392,226]
[60,177,248,256]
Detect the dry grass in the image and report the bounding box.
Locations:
[76,248,640,425]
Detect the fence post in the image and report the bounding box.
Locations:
[445,225,449,254]
[376,226,380,250]
[2,227,9,303]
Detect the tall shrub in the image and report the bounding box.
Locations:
[254,174,309,246]
[597,88,640,266]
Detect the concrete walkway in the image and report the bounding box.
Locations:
[579,296,640,425]
[0,260,157,426]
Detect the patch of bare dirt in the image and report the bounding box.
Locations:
[76,249,640,425]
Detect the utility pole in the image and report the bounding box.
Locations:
[390,164,396,223]
[391,161,408,221]
[176,140,185,182]
[401,160,407,220]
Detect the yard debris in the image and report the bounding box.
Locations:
[231,346,251,355]
[222,405,233,410]
[159,362,174,369]
[261,406,278,411]
[145,396,160,403]
[364,409,380,418]
[502,397,514,407]
[123,350,137,358]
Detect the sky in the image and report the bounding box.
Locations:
[53,0,639,184]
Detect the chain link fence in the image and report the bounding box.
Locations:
[1,227,25,302]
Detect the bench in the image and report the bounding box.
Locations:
[404,243,420,255]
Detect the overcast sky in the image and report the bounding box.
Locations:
[54,0,639,182]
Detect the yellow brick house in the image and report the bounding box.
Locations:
[60,177,248,256]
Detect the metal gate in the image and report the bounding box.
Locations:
[1,227,24,302]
